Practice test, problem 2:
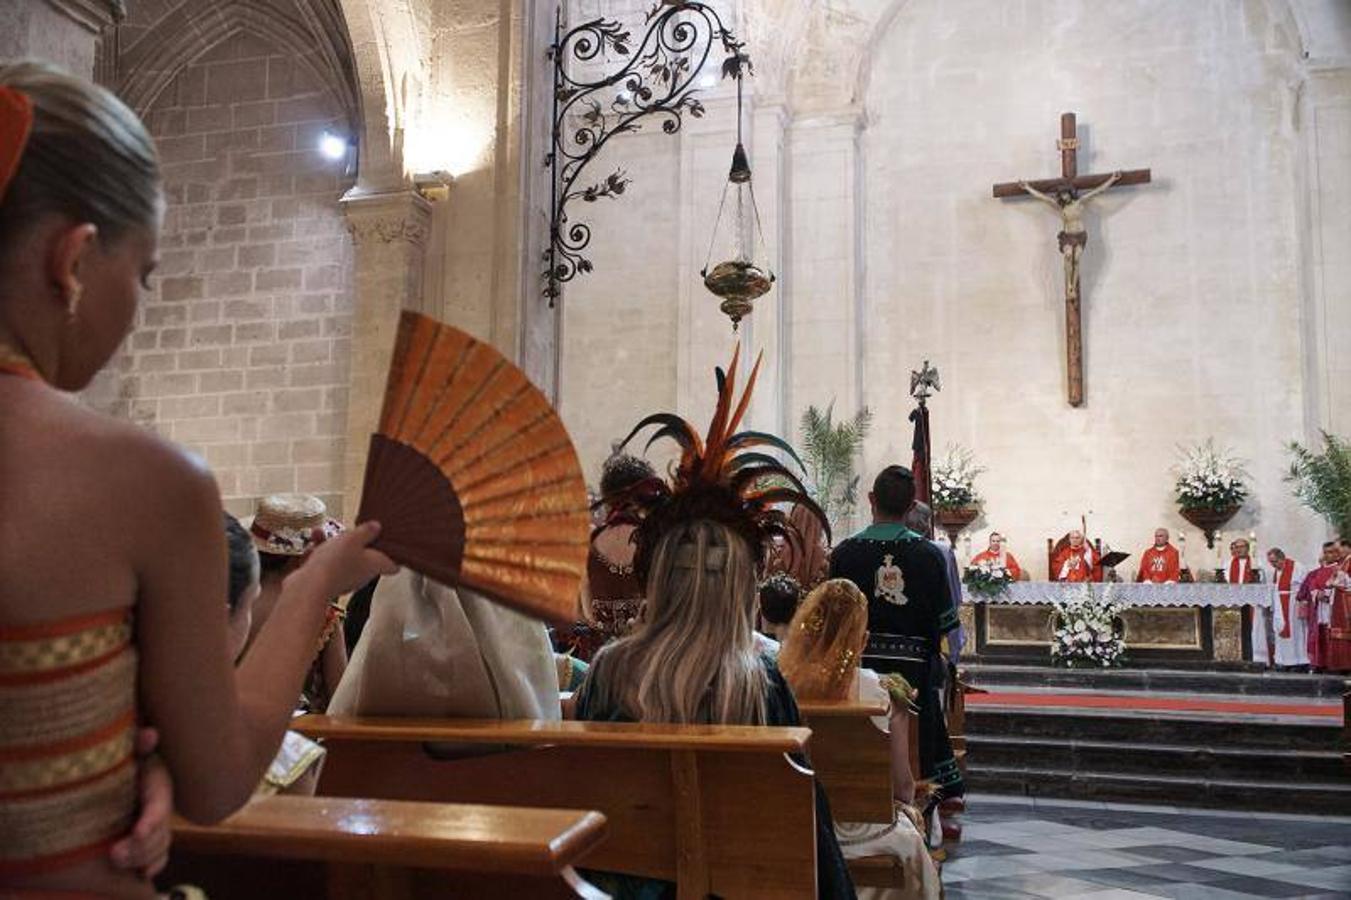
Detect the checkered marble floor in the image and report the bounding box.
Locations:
[944,795,1351,899]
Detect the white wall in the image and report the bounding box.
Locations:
[554,0,1350,570]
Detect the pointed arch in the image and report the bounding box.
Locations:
[117,0,358,123]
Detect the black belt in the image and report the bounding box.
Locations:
[865,633,932,662]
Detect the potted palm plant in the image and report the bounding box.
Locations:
[799,403,871,536]
[1286,432,1351,536]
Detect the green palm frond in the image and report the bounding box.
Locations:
[798,402,871,533]
[1286,432,1351,535]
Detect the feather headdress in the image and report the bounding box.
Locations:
[612,346,830,585]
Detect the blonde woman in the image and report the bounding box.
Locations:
[576,519,856,899]
[780,579,941,900]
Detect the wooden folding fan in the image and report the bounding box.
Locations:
[357,311,590,623]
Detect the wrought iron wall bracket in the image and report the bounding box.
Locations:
[543,1,749,305]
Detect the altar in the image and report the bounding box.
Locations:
[965,582,1276,664]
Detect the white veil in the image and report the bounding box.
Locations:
[328,569,560,721]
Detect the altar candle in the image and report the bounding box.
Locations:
[963,535,972,561]
[1178,531,1187,567]
[1249,531,1258,581]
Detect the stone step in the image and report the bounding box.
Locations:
[964,764,1351,816]
[965,704,1340,751]
[962,663,1347,698]
[965,733,1346,782]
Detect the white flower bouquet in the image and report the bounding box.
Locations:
[1174,440,1248,512]
[963,560,1013,599]
[932,445,983,512]
[1050,582,1126,668]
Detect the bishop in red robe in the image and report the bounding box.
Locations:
[1136,528,1181,583]
[1053,530,1101,583]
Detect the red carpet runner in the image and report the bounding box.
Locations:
[965,691,1340,719]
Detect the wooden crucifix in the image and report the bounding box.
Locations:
[994,113,1151,407]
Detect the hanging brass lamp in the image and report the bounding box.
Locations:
[701,60,774,330]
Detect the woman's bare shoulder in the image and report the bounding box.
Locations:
[29,392,218,503]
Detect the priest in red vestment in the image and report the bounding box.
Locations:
[970,532,1023,581]
[1135,528,1181,584]
[1225,538,1259,585]
[1326,536,1351,673]
[1266,547,1308,669]
[1300,541,1341,670]
[1054,530,1101,583]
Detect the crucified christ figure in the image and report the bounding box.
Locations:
[1018,170,1122,303]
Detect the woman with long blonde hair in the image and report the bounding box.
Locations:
[580,519,767,726]
[574,349,855,899]
[780,579,940,900]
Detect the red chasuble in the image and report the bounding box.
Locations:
[1136,545,1181,583]
[970,549,1023,581]
[1327,556,1351,672]
[1300,564,1338,668]
[1054,545,1100,583]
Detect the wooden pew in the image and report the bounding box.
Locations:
[296,715,819,899]
[797,698,895,825]
[798,699,923,890]
[163,794,608,899]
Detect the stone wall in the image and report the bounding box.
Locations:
[87,30,356,518]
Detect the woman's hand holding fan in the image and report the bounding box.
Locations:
[298,521,401,598]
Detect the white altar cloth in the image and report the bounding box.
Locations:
[963,581,1274,609]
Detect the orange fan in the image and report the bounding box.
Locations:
[357,311,590,624]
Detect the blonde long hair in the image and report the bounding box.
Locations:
[584,519,767,724]
[779,578,868,701]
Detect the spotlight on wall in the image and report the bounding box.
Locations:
[319,131,349,161]
[699,74,717,88]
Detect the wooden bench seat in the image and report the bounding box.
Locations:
[164,794,608,899]
[295,715,819,899]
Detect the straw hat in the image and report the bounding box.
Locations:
[246,494,343,557]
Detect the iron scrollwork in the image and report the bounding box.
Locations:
[544,2,749,304]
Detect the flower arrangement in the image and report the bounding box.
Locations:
[1050,582,1126,668]
[932,445,984,512]
[963,560,1013,599]
[1174,440,1248,512]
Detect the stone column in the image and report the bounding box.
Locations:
[785,108,865,433]
[0,0,121,77]
[340,188,434,514]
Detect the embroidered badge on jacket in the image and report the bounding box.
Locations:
[875,554,909,606]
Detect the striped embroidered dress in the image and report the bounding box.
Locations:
[0,609,137,873]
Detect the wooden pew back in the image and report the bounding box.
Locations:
[297,716,819,899]
[798,699,894,824]
[165,794,608,900]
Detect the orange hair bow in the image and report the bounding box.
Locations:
[0,86,34,202]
